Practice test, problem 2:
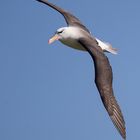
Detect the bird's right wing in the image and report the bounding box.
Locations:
[36,0,90,33]
[78,37,126,139]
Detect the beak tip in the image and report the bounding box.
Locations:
[48,34,60,45]
[48,40,50,44]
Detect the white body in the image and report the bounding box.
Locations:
[56,27,117,54]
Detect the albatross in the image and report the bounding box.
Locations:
[36,0,126,139]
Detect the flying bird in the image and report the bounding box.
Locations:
[36,0,126,139]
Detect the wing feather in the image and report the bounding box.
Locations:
[79,37,126,139]
[36,0,90,33]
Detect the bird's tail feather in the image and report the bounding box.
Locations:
[96,38,118,55]
[105,42,118,55]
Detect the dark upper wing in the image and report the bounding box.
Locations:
[78,37,126,139]
[36,0,90,33]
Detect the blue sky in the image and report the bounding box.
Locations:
[0,0,140,140]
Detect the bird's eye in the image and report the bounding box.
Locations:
[57,30,64,34]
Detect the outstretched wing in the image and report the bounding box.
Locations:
[78,37,126,139]
[36,0,90,33]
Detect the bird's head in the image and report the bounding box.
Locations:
[48,27,68,44]
[48,26,82,44]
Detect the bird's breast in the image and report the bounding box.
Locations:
[60,38,86,51]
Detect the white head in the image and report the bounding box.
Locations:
[48,26,82,44]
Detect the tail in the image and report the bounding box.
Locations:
[96,38,118,55]
[104,42,118,55]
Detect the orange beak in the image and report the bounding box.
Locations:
[48,34,60,44]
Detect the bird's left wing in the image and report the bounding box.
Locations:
[36,0,90,33]
[78,37,126,139]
